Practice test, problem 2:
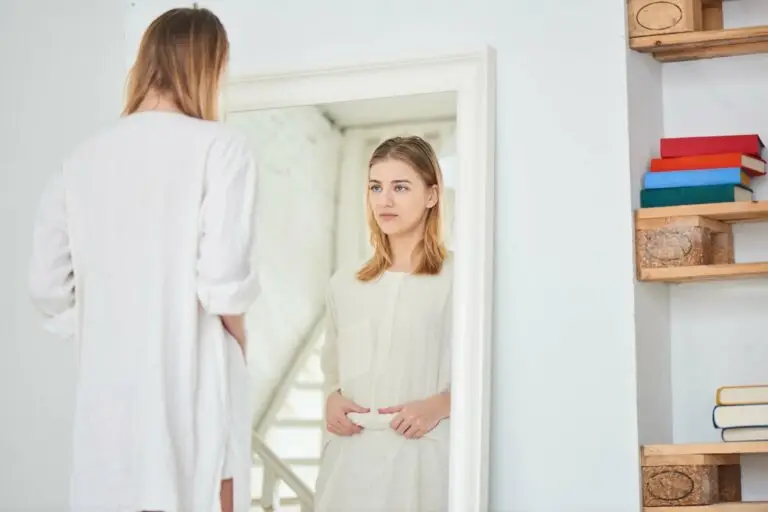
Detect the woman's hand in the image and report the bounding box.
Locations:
[221,315,246,358]
[378,391,451,439]
[325,390,370,436]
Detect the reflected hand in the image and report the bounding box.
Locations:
[325,390,369,436]
[378,392,450,439]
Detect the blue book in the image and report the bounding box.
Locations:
[643,167,750,189]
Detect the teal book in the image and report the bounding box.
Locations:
[640,184,753,208]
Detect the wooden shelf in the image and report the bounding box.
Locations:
[643,441,768,457]
[640,262,768,283]
[637,201,768,223]
[645,502,768,511]
[630,25,768,62]
[635,201,768,283]
[641,442,768,509]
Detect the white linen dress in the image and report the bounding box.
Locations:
[28,111,260,512]
[315,254,453,512]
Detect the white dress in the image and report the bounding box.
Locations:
[28,111,260,512]
[315,255,453,512]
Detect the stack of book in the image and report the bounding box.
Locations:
[713,385,768,442]
[640,134,766,208]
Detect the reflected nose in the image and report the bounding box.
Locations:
[375,189,394,207]
[383,189,395,206]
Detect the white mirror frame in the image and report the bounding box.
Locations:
[223,47,496,512]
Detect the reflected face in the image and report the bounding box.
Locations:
[368,158,437,237]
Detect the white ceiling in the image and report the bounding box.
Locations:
[318,91,457,129]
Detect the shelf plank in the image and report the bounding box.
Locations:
[643,453,740,466]
[656,41,768,63]
[636,201,768,223]
[643,441,768,458]
[639,262,768,283]
[636,202,768,282]
[645,503,768,511]
[630,25,768,62]
[631,25,768,51]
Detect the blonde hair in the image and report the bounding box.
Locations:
[357,135,448,282]
[122,7,229,121]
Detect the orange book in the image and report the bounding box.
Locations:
[650,152,766,177]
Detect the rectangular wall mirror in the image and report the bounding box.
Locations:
[223,49,496,512]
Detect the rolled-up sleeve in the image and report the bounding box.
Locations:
[196,132,260,315]
[28,169,76,338]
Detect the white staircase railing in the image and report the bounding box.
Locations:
[251,310,327,510]
[254,312,326,435]
[252,434,315,511]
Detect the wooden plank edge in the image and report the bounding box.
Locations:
[636,201,768,222]
[644,503,768,511]
[630,25,768,52]
[642,453,741,466]
[643,441,768,457]
[639,262,768,283]
[636,215,731,233]
[653,41,768,62]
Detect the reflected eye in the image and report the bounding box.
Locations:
[394,184,409,192]
[370,184,382,193]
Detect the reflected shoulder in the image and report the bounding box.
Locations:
[329,260,366,288]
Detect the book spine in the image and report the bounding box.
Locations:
[643,168,747,189]
[649,154,741,172]
[660,135,764,159]
[716,385,768,405]
[640,184,751,208]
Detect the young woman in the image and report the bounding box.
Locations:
[28,7,259,512]
[315,135,453,511]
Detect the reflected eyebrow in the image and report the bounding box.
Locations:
[368,179,413,184]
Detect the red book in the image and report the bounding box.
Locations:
[660,134,764,159]
[649,152,766,177]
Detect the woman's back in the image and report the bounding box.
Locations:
[30,110,260,511]
[70,111,220,324]
[65,111,242,328]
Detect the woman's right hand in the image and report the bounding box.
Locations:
[325,390,369,436]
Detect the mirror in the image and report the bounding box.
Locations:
[223,50,495,512]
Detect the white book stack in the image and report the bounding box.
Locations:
[713,385,768,442]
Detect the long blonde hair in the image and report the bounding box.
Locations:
[122,7,229,121]
[357,136,448,282]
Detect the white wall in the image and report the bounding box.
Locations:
[0,0,127,509]
[192,1,643,511]
[627,49,673,446]
[662,0,768,500]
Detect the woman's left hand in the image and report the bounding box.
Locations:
[377,392,450,439]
